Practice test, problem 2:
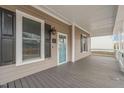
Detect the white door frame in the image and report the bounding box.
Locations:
[57,32,68,65]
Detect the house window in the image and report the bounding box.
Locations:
[0,8,15,66]
[80,34,88,52]
[23,17,41,60]
[16,10,45,66]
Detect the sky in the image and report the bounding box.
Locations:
[91,35,114,50]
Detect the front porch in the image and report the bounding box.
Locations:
[1,55,124,88]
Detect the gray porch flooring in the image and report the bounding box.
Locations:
[1,55,124,88]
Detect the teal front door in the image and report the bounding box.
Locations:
[58,33,67,65]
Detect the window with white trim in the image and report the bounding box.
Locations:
[16,10,45,66]
[80,34,88,52]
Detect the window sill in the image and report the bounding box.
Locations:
[81,51,89,53]
[45,57,51,60]
[16,58,45,66]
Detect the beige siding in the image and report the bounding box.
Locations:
[0,5,91,85]
[0,5,71,85]
[75,27,91,61]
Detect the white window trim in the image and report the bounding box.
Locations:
[81,34,89,53]
[16,10,45,66]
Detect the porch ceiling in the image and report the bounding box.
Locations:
[38,5,118,36]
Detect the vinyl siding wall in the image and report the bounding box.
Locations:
[0,5,72,85]
[75,27,91,61]
[0,5,91,85]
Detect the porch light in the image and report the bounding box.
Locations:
[51,27,56,35]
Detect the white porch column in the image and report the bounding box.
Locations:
[72,24,75,62]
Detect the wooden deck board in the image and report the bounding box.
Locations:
[46,68,75,88]
[14,79,22,88]
[33,73,49,88]
[1,56,124,88]
[29,75,44,88]
[8,81,15,88]
[20,78,30,88]
[37,72,56,88]
[46,68,80,87]
[25,76,37,88]
[44,70,70,88]
[0,84,8,88]
[41,71,66,88]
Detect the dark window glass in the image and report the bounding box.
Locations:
[22,17,41,60]
[80,34,83,52]
[81,34,88,52]
[0,9,1,64]
[0,8,15,66]
[2,39,14,63]
[45,23,51,58]
[2,12,13,36]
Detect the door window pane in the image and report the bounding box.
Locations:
[22,17,41,60]
[59,35,66,63]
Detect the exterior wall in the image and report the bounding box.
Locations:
[0,5,72,85]
[75,27,91,61]
[0,5,91,85]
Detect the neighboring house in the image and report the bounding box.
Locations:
[0,5,91,85]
